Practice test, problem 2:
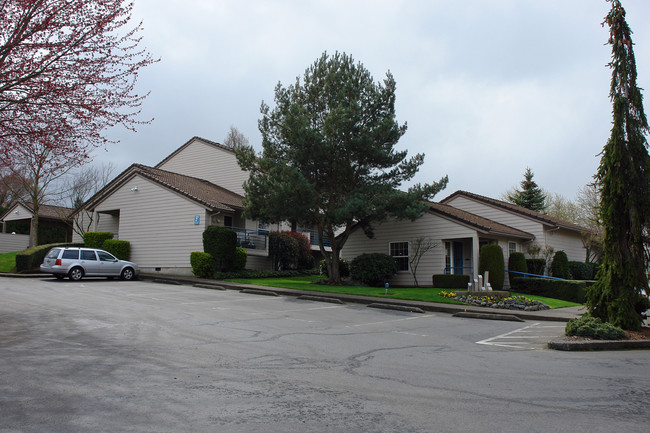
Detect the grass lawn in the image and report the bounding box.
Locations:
[0,251,17,273]
[225,275,581,309]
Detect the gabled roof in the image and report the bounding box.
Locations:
[81,164,243,213]
[0,202,74,222]
[440,190,589,233]
[154,136,234,169]
[427,202,535,240]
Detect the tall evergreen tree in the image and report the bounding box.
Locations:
[585,0,650,330]
[507,167,546,212]
[236,52,448,284]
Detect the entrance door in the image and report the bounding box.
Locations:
[453,242,463,274]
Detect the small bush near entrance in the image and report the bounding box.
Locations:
[478,244,505,290]
[203,226,237,271]
[190,252,216,279]
[83,232,114,249]
[568,261,593,280]
[526,258,546,276]
[508,252,527,274]
[103,240,131,261]
[350,253,398,287]
[551,251,569,279]
[232,247,247,271]
[565,314,626,340]
[432,274,470,289]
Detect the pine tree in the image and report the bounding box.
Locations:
[507,167,546,212]
[585,0,650,330]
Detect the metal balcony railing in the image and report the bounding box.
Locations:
[226,226,268,250]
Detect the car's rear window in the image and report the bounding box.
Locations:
[46,248,61,259]
[61,249,79,260]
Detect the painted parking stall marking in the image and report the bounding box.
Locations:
[476,322,566,350]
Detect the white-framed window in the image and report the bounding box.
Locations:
[390,241,409,272]
[509,242,517,255]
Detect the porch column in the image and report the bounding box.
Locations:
[472,234,480,282]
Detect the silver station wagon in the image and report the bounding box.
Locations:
[41,247,140,281]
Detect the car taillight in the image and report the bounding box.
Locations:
[55,259,62,266]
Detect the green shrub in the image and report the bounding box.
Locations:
[526,258,546,276]
[551,251,569,279]
[232,247,247,271]
[190,252,216,279]
[511,277,589,303]
[286,231,313,269]
[432,274,470,289]
[269,232,299,270]
[568,261,593,280]
[478,244,505,290]
[349,253,399,287]
[565,314,626,340]
[16,242,82,272]
[102,239,131,261]
[319,258,350,278]
[203,226,237,271]
[83,232,114,248]
[508,252,527,275]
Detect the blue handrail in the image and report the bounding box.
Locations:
[507,270,566,281]
[443,266,473,275]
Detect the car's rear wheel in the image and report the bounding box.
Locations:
[68,267,84,281]
[121,267,135,281]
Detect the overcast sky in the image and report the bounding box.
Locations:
[95,0,650,202]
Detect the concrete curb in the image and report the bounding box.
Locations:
[453,311,525,322]
[548,339,650,351]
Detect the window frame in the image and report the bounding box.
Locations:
[389,241,410,272]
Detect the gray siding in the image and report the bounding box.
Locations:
[0,233,30,253]
[157,138,249,195]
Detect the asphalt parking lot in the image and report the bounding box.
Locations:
[1,277,649,432]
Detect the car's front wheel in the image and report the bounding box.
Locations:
[68,267,84,281]
[121,267,135,281]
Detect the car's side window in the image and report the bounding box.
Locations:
[97,251,116,262]
[80,250,97,261]
[61,250,79,260]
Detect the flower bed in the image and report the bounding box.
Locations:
[440,291,550,311]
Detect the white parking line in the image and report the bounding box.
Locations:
[476,322,562,350]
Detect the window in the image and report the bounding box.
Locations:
[61,249,79,260]
[258,221,270,231]
[224,215,233,227]
[390,242,409,272]
[509,242,517,255]
[80,250,97,261]
[97,251,116,262]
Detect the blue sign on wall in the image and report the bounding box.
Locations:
[194,215,200,225]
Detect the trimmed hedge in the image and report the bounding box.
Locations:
[232,247,247,271]
[511,277,590,303]
[215,269,318,280]
[102,239,131,261]
[551,251,569,279]
[508,252,527,274]
[190,252,216,279]
[478,244,505,290]
[83,232,114,248]
[15,242,83,272]
[349,253,399,287]
[526,258,546,276]
[568,261,593,280]
[432,274,470,289]
[203,226,237,271]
